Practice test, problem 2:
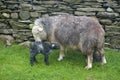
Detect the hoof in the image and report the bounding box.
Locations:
[85,66,92,70]
[102,61,107,65]
[58,57,63,61]
[102,59,107,65]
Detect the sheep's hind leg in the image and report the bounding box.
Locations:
[98,48,107,65]
[58,46,65,61]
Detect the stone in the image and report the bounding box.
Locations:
[106,7,113,12]
[97,0,104,2]
[114,8,120,13]
[33,6,46,11]
[77,8,105,12]
[0,9,11,13]
[0,2,3,6]
[7,4,19,10]
[30,12,39,18]
[29,24,34,29]
[9,20,29,29]
[0,23,8,28]
[75,11,95,16]
[2,13,10,18]
[106,26,120,32]
[19,41,31,47]
[113,21,120,26]
[18,20,32,24]
[100,19,112,25]
[97,12,119,19]
[19,11,30,20]
[0,29,13,34]
[42,14,49,18]
[20,4,32,11]
[63,0,83,4]
[11,13,18,19]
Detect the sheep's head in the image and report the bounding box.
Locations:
[32,20,47,41]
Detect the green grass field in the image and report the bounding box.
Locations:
[0,44,120,80]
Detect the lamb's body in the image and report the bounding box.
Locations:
[32,14,107,69]
[30,41,51,66]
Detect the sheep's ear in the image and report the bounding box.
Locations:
[37,26,43,31]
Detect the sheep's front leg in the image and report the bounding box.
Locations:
[58,46,65,61]
[85,53,93,70]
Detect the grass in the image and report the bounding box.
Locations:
[0,44,120,80]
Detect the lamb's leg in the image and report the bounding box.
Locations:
[30,52,37,66]
[58,45,65,61]
[85,52,93,70]
[34,56,37,63]
[44,54,49,65]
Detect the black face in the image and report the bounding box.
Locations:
[33,41,59,54]
[42,42,51,54]
[51,42,60,49]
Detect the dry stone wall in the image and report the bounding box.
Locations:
[0,0,120,49]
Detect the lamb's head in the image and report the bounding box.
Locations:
[51,42,60,49]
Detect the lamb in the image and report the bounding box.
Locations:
[30,41,59,66]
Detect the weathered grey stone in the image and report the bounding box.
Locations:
[63,0,83,4]
[33,6,46,11]
[51,12,69,15]
[23,0,32,2]
[0,9,11,13]
[20,4,32,11]
[11,13,18,19]
[0,23,8,28]
[106,7,113,12]
[106,26,120,32]
[33,1,62,5]
[19,41,31,47]
[114,8,120,13]
[41,5,52,8]
[100,19,112,25]
[77,8,105,12]
[9,20,29,29]
[0,2,3,6]
[59,5,73,11]
[4,1,20,4]
[0,29,13,34]
[18,20,32,24]
[19,11,30,20]
[75,11,95,16]
[113,21,120,26]
[0,5,7,9]
[41,14,49,18]
[83,2,101,7]
[2,13,10,18]
[97,12,119,19]
[73,4,85,8]
[7,4,19,10]
[96,0,104,2]
[30,12,39,18]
